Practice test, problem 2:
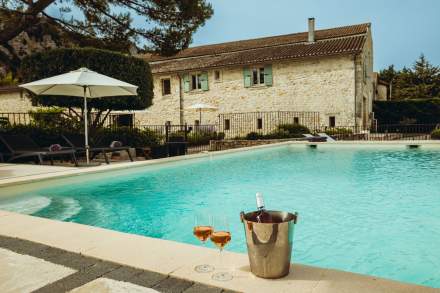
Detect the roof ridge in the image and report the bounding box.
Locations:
[186,22,370,50]
[141,22,370,62]
[150,33,367,65]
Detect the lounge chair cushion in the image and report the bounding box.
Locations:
[49,144,62,152]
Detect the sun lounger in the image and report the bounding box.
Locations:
[302,134,327,142]
[0,134,78,166]
[62,134,133,164]
[318,133,336,142]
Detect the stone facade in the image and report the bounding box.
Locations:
[137,49,374,130]
[0,91,35,113]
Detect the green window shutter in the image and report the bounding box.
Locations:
[243,67,251,88]
[200,72,209,91]
[183,74,190,92]
[264,64,273,86]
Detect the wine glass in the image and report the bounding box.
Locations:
[193,212,215,273]
[210,215,233,281]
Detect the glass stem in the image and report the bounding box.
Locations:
[219,248,223,270]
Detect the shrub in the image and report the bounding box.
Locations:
[244,123,310,140]
[94,127,161,147]
[0,125,76,146]
[0,117,9,127]
[186,130,224,146]
[20,48,154,124]
[373,98,440,124]
[277,123,310,136]
[325,128,353,135]
[0,125,160,148]
[28,108,80,131]
[431,129,440,140]
[245,132,261,140]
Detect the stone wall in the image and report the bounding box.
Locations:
[0,91,35,113]
[209,139,297,151]
[137,54,363,131]
[354,28,374,127]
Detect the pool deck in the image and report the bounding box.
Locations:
[1,141,440,292]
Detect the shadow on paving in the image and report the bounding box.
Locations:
[0,235,239,293]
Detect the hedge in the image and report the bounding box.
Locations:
[94,127,160,147]
[20,48,154,111]
[432,129,440,140]
[0,125,160,148]
[245,123,310,140]
[373,99,440,124]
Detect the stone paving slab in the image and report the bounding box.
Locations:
[151,277,194,293]
[0,235,237,293]
[104,266,168,288]
[183,283,223,293]
[69,278,161,293]
[0,247,75,293]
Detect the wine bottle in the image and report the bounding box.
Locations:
[255,192,272,223]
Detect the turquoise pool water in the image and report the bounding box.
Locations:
[1,144,440,287]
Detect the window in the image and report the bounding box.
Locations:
[214,70,221,82]
[191,74,202,90]
[113,114,133,127]
[329,116,336,127]
[252,67,265,85]
[294,117,299,124]
[243,65,272,88]
[183,73,208,92]
[194,120,200,126]
[224,119,230,130]
[257,118,263,129]
[162,79,171,95]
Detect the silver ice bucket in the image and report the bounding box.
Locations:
[240,210,298,279]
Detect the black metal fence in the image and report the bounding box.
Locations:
[1,111,439,156]
[218,111,320,139]
[139,124,220,153]
[316,124,439,141]
[0,112,133,128]
[0,112,33,125]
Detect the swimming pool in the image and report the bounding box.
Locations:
[0,144,439,288]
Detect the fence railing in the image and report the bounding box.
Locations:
[317,124,439,141]
[0,111,134,128]
[218,111,320,139]
[139,124,220,153]
[1,111,439,156]
[0,112,34,125]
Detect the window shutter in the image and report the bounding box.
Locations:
[183,74,190,92]
[243,68,251,88]
[200,72,209,91]
[264,64,273,86]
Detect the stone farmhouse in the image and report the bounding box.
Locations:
[137,18,374,132]
[1,19,375,134]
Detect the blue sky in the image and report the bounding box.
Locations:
[189,0,440,71]
[48,0,440,71]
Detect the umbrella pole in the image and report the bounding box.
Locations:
[83,86,90,164]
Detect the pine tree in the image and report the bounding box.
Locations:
[380,54,440,100]
[0,1,213,75]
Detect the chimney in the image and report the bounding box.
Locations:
[308,17,315,43]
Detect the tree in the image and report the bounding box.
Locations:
[379,65,396,84]
[0,0,213,74]
[379,54,440,100]
[20,47,153,130]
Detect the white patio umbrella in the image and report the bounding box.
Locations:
[19,68,138,164]
[187,102,218,124]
